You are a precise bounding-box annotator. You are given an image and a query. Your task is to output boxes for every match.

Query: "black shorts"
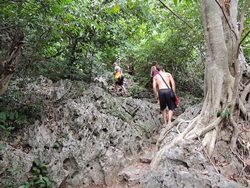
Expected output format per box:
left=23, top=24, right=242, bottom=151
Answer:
left=115, top=75, right=124, bottom=86
left=158, top=88, right=176, bottom=111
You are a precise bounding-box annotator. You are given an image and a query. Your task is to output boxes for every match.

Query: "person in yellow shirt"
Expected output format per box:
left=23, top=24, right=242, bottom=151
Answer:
left=113, top=62, right=127, bottom=95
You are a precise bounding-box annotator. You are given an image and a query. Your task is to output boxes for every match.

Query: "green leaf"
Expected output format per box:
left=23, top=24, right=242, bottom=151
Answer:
left=43, top=177, right=52, bottom=186
left=29, top=176, right=37, bottom=183
left=18, top=181, right=31, bottom=188
left=9, top=111, right=16, bottom=120
left=0, top=112, right=7, bottom=121
left=224, top=106, right=231, bottom=118
left=32, top=167, right=40, bottom=174
left=0, top=143, right=4, bottom=150
left=53, top=141, right=60, bottom=148
left=34, top=179, right=44, bottom=185
left=33, top=159, right=40, bottom=167
left=39, top=162, right=47, bottom=168
left=217, top=110, right=222, bottom=117
left=18, top=185, right=30, bottom=188
left=7, top=126, right=15, bottom=131
left=41, top=169, right=48, bottom=174
left=113, top=4, right=120, bottom=12
left=0, top=125, right=6, bottom=130
left=185, top=0, right=191, bottom=6
left=7, top=167, right=17, bottom=175
left=128, top=0, right=135, bottom=8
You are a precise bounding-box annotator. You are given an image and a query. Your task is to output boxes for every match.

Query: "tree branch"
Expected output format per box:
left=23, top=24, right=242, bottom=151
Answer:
left=0, top=25, right=18, bottom=30
left=158, top=0, right=192, bottom=29
left=239, top=29, right=250, bottom=48
left=214, top=0, right=237, bottom=40
left=237, top=0, right=248, bottom=55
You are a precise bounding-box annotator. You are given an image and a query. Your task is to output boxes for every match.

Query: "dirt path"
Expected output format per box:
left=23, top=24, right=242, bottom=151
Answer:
left=108, top=134, right=159, bottom=188
left=80, top=133, right=159, bottom=188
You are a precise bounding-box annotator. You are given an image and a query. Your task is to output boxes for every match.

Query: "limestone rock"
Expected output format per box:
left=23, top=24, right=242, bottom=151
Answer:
left=0, top=77, right=161, bottom=188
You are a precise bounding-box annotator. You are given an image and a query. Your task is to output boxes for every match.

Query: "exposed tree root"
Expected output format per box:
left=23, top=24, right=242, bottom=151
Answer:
left=230, top=116, right=239, bottom=151
left=152, top=115, right=201, bottom=169
left=151, top=134, right=185, bottom=170
left=176, top=119, right=191, bottom=134
left=151, top=103, right=243, bottom=169
left=197, top=136, right=220, bottom=174
left=156, top=118, right=185, bottom=149
left=186, top=115, right=223, bottom=140
left=238, top=98, right=249, bottom=120
left=231, top=148, right=250, bottom=177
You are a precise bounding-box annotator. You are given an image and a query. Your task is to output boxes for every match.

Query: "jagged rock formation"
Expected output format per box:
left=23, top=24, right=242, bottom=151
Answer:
left=0, top=76, right=248, bottom=188
left=0, top=76, right=161, bottom=188
left=142, top=104, right=249, bottom=188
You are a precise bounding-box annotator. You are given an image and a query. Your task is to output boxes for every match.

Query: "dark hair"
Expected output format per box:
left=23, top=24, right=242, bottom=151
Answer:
left=156, top=65, right=164, bottom=71
left=152, top=61, right=158, bottom=66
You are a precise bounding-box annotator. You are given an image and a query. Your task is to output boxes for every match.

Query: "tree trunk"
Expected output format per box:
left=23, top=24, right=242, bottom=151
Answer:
left=151, top=0, right=250, bottom=170
left=184, top=0, right=238, bottom=155
left=0, top=29, right=25, bottom=95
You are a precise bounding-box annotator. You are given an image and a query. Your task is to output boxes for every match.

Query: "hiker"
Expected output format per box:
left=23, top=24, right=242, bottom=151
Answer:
left=150, top=61, right=159, bottom=80
left=113, top=62, right=127, bottom=95
left=153, top=65, right=176, bottom=126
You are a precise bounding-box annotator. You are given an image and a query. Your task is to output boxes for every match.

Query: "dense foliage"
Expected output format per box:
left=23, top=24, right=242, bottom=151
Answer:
left=0, top=0, right=207, bottom=95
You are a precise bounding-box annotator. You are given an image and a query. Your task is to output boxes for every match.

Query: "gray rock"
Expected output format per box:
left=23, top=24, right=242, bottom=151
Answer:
left=0, top=77, right=161, bottom=188
left=141, top=169, right=244, bottom=188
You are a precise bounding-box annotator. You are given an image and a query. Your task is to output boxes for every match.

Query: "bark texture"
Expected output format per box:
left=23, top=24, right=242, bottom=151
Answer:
left=151, top=0, right=250, bottom=175
left=0, top=28, right=25, bottom=95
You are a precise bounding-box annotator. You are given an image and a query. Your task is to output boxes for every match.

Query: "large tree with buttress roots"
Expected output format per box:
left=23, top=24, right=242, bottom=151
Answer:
left=151, top=0, right=250, bottom=171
